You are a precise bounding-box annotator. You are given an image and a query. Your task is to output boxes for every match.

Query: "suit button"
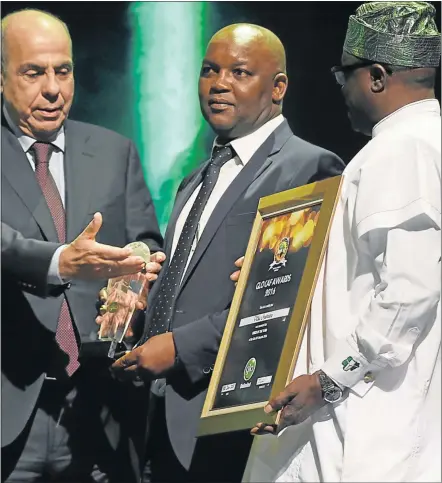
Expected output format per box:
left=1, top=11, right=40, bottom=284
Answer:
left=203, top=367, right=211, bottom=374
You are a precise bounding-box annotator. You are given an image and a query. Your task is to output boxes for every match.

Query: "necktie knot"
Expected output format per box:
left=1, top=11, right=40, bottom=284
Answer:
left=31, top=142, right=54, bottom=166
left=210, top=144, right=234, bottom=168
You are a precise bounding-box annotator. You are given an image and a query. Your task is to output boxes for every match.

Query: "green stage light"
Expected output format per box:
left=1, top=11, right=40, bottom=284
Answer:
left=129, top=2, right=210, bottom=232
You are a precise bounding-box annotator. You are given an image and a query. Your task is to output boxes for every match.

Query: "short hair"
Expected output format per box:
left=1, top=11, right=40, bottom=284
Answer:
left=385, top=64, right=437, bottom=89
left=1, top=9, right=71, bottom=74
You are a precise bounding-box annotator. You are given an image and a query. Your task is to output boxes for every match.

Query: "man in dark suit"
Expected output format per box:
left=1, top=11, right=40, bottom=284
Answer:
left=1, top=9, right=163, bottom=482
left=112, top=23, right=344, bottom=482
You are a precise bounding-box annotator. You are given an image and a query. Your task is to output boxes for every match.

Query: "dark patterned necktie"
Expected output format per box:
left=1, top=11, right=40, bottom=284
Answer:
left=146, top=145, right=234, bottom=339
left=32, top=142, right=79, bottom=377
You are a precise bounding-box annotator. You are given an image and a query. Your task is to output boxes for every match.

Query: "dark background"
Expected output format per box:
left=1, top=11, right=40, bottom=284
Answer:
left=2, top=1, right=441, bottom=165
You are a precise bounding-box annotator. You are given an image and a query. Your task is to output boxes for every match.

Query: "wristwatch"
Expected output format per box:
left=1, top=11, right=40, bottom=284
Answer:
left=317, top=370, right=343, bottom=403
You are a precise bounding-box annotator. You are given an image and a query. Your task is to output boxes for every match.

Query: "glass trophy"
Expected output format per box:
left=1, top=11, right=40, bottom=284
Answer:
left=98, top=241, right=151, bottom=358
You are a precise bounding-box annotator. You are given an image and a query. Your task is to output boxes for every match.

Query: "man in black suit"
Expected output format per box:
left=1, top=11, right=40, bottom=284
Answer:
left=1, top=9, right=163, bottom=482
left=112, top=23, right=344, bottom=482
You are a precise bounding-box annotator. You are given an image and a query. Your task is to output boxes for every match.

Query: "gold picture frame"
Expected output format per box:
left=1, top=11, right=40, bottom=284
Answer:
left=198, top=176, right=343, bottom=436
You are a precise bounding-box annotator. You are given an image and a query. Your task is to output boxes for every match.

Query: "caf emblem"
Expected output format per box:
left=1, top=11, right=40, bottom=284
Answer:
left=269, top=237, right=289, bottom=272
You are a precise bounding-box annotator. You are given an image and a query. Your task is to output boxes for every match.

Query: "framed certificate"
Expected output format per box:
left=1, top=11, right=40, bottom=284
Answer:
left=198, top=176, right=342, bottom=436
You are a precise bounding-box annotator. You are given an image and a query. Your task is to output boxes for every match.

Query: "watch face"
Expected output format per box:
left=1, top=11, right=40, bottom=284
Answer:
left=324, top=387, right=342, bottom=403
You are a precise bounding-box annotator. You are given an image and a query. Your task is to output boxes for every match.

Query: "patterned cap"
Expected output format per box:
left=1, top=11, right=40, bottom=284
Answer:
left=344, top=2, right=441, bottom=67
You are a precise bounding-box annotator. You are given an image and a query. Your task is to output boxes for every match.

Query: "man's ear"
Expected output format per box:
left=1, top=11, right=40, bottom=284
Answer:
left=370, top=64, right=388, bottom=93
left=272, top=72, right=288, bottom=104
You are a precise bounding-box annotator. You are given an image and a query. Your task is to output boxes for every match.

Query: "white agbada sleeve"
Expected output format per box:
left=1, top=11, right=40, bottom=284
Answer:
left=321, top=136, right=441, bottom=396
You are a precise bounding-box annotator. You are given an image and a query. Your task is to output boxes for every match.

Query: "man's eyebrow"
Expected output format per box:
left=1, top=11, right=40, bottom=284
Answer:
left=55, top=62, right=74, bottom=70
left=201, top=60, right=250, bottom=68
left=19, top=61, right=74, bottom=71
left=19, top=63, right=45, bottom=72
left=202, top=59, right=218, bottom=67
left=231, top=60, right=249, bottom=67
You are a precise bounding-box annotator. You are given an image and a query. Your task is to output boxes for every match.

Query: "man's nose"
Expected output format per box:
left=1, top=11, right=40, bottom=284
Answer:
left=42, top=72, right=60, bottom=100
left=211, top=70, right=231, bottom=92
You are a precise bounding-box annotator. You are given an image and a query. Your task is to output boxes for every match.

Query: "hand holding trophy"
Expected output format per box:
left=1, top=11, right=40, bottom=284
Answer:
left=98, top=241, right=151, bottom=358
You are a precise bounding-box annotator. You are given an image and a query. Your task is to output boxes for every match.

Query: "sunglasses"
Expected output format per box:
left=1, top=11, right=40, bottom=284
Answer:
left=331, top=61, right=392, bottom=86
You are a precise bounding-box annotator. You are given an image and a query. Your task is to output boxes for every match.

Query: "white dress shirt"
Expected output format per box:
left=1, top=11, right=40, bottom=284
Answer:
left=3, top=107, right=66, bottom=284
left=171, top=114, right=284, bottom=277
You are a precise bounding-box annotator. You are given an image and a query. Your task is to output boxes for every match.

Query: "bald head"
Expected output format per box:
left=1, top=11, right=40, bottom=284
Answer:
left=210, top=23, right=286, bottom=74
left=2, top=9, right=72, bottom=74
left=1, top=9, right=74, bottom=140
left=199, top=23, right=288, bottom=140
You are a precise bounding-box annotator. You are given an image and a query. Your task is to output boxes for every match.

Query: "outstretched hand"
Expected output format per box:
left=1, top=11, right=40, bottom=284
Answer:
left=59, top=213, right=147, bottom=280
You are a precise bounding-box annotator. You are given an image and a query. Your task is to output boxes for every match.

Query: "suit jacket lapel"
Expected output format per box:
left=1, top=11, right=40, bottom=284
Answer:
left=179, top=120, right=293, bottom=290
left=64, top=121, right=96, bottom=241
left=1, top=123, right=59, bottom=242
left=163, top=165, right=206, bottom=258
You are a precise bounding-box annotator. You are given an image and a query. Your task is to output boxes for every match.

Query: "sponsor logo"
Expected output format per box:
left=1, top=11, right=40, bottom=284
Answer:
left=240, top=382, right=251, bottom=389
left=221, top=383, right=236, bottom=393
left=243, top=357, right=257, bottom=381
left=256, top=375, right=272, bottom=386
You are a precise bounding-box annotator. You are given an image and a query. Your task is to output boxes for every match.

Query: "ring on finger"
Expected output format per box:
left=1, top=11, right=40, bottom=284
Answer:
left=99, top=304, right=108, bottom=315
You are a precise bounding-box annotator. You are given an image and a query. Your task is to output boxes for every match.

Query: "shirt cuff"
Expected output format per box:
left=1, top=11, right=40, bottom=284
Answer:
left=47, top=245, right=68, bottom=285
left=320, top=337, right=384, bottom=398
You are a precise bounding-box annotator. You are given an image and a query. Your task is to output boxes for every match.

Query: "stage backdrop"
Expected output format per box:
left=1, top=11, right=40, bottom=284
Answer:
left=2, top=2, right=440, bottom=232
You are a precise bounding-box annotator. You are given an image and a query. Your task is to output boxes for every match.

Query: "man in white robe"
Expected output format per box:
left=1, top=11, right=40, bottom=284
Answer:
left=242, top=2, right=441, bottom=481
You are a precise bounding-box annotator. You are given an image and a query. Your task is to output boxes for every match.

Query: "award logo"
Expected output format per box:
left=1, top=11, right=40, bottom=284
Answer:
left=269, top=237, right=290, bottom=272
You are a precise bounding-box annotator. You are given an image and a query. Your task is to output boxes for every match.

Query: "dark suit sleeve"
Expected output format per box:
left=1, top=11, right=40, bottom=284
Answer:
left=125, top=141, right=163, bottom=252
left=173, top=309, right=228, bottom=383
left=1, top=222, right=61, bottom=297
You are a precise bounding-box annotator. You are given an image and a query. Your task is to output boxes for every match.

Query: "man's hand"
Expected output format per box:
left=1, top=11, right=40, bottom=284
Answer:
left=250, top=372, right=325, bottom=436
left=110, top=332, right=176, bottom=381
left=230, top=256, right=244, bottom=284
left=59, top=213, right=147, bottom=280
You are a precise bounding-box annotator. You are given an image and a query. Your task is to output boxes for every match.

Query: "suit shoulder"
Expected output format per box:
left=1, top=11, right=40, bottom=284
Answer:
left=281, top=133, right=345, bottom=181
left=285, top=134, right=342, bottom=162
left=66, top=120, right=132, bottom=146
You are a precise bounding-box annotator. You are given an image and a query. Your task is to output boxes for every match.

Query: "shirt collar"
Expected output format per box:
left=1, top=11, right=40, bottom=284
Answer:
left=3, top=105, right=66, bottom=153
left=372, top=99, right=441, bottom=138
left=213, top=114, right=284, bottom=165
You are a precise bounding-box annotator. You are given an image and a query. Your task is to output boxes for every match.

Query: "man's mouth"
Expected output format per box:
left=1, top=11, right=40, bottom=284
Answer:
left=208, top=99, right=234, bottom=110
left=35, top=107, right=63, bottom=119
left=38, top=107, right=62, bottom=112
